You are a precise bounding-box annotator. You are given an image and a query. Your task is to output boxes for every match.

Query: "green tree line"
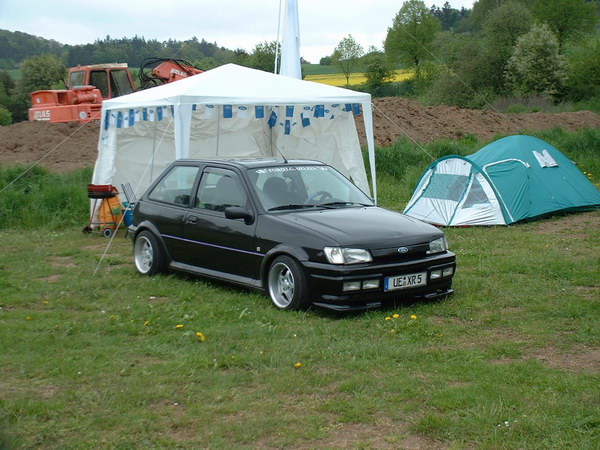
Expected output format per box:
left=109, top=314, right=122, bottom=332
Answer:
left=0, top=31, right=282, bottom=124
left=329, top=0, right=600, bottom=109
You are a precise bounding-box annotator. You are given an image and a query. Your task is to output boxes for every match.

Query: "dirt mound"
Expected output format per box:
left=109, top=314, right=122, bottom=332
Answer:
left=0, top=121, right=99, bottom=172
left=362, top=97, right=600, bottom=147
left=1, top=98, right=599, bottom=172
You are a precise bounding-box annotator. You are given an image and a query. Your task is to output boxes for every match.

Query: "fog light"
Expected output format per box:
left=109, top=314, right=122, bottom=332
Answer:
left=443, top=266, right=454, bottom=277
left=362, top=279, right=380, bottom=290
left=343, top=281, right=361, bottom=292
left=430, top=269, right=442, bottom=280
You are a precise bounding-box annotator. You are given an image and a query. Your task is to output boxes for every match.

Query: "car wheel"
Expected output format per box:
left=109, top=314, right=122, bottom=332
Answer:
left=268, top=255, right=308, bottom=310
left=134, top=231, right=166, bottom=275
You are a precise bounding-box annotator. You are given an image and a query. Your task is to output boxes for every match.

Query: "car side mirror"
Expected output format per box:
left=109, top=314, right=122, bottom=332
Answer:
left=225, top=206, right=254, bottom=224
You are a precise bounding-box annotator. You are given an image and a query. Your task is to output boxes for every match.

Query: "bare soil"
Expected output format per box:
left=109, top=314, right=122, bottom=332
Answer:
left=1, top=97, right=599, bottom=172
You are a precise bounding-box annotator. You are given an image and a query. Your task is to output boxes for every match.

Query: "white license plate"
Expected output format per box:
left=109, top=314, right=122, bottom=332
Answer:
left=384, top=272, right=427, bottom=291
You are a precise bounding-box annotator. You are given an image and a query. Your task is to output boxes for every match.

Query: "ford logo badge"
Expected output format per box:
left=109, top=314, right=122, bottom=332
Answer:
left=398, top=247, right=408, bottom=253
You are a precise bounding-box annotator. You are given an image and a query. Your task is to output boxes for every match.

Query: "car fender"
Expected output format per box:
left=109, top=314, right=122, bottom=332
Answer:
left=260, top=243, right=310, bottom=285
left=133, top=220, right=173, bottom=263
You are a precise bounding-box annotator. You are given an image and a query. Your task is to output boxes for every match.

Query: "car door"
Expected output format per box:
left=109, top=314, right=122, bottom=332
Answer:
left=178, top=167, right=261, bottom=281
left=143, top=164, right=201, bottom=262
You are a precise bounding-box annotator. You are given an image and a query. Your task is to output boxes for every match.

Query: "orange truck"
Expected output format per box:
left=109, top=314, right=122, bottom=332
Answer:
left=29, top=58, right=203, bottom=124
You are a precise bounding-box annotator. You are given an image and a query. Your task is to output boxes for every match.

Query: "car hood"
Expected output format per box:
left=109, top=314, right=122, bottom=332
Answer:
left=275, top=206, right=443, bottom=248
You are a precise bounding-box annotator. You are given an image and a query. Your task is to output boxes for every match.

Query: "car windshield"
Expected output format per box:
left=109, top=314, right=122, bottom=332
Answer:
left=247, top=164, right=374, bottom=211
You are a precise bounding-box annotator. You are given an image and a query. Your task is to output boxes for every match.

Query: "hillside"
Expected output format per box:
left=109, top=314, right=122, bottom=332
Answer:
left=1, top=97, right=599, bottom=172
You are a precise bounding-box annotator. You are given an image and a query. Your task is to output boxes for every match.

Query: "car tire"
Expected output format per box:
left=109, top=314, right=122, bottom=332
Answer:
left=267, top=255, right=308, bottom=310
left=134, top=231, right=166, bottom=276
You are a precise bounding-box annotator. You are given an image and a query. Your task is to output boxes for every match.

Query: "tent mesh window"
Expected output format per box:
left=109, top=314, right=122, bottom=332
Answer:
left=462, top=177, right=490, bottom=208
left=422, top=174, right=469, bottom=201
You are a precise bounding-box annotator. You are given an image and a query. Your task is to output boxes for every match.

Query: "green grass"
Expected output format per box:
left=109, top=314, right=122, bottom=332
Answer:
left=0, top=129, right=599, bottom=447
left=301, top=63, right=345, bottom=76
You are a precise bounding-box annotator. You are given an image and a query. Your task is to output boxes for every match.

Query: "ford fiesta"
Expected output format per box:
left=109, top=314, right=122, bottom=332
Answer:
left=129, top=159, right=456, bottom=311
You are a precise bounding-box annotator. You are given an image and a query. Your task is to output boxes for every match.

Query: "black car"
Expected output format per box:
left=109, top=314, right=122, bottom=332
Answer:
left=129, top=159, right=455, bottom=311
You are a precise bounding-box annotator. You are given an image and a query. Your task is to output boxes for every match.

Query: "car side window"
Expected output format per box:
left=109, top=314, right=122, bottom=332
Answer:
left=147, top=166, right=200, bottom=206
left=195, top=169, right=247, bottom=212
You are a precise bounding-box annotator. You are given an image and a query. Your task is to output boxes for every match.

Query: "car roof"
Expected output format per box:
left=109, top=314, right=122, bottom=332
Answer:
left=174, top=158, right=325, bottom=169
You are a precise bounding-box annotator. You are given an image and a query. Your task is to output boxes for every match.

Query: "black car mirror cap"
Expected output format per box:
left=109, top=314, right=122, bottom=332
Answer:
left=225, top=206, right=255, bottom=224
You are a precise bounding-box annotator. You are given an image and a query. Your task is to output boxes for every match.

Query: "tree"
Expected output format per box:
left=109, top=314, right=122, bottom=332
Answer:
left=430, top=1, right=462, bottom=30
left=248, top=41, right=279, bottom=73
left=566, top=36, right=600, bottom=100
left=384, top=0, right=441, bottom=80
left=319, top=56, right=332, bottom=65
left=332, top=35, right=364, bottom=86
left=533, top=0, right=598, bottom=49
left=505, top=23, right=568, bottom=101
left=481, top=1, right=533, bottom=94
left=11, top=54, right=66, bottom=122
left=0, top=106, right=12, bottom=126
left=363, top=56, right=394, bottom=96
left=469, top=0, right=532, bottom=30
left=17, top=54, right=66, bottom=94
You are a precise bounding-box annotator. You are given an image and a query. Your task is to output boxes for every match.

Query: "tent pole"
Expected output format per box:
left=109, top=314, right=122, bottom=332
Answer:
left=216, top=106, right=221, bottom=156
left=362, top=102, right=377, bottom=203
left=151, top=116, right=158, bottom=182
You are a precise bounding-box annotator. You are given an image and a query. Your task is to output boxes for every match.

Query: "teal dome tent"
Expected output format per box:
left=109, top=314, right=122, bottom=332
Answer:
left=403, top=135, right=600, bottom=226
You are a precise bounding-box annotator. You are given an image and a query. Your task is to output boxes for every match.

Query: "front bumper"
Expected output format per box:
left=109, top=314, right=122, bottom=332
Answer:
left=303, top=251, right=456, bottom=311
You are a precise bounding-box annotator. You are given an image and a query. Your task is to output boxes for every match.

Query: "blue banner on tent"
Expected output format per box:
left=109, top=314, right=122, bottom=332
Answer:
left=255, top=106, right=265, bottom=119
left=223, top=105, right=233, bottom=118
left=301, top=112, right=310, bottom=127
left=268, top=111, right=277, bottom=128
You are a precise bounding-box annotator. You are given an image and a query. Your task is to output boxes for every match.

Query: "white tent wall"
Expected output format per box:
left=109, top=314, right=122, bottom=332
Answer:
left=450, top=173, right=506, bottom=225
left=403, top=157, right=507, bottom=226
left=91, top=64, right=376, bottom=203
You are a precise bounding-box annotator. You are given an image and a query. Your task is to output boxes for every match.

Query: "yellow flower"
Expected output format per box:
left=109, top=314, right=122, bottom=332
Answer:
left=26, top=316, right=32, bottom=320
left=392, top=314, right=399, bottom=319
left=410, top=314, right=417, bottom=320
left=144, top=321, right=150, bottom=326
left=294, top=362, right=302, bottom=369
left=42, top=301, right=49, bottom=305
left=196, top=332, right=206, bottom=342
left=385, top=317, right=392, bottom=321
left=175, top=324, right=184, bottom=329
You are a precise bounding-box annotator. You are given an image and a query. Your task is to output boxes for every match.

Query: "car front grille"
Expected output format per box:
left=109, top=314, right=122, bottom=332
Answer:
left=370, top=244, right=429, bottom=263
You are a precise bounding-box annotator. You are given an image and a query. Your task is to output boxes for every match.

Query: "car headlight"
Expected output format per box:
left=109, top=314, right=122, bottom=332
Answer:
left=324, top=247, right=373, bottom=264
left=427, top=236, right=448, bottom=255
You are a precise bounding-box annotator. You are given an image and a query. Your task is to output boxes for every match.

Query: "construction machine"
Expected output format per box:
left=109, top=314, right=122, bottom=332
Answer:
left=28, top=58, right=203, bottom=124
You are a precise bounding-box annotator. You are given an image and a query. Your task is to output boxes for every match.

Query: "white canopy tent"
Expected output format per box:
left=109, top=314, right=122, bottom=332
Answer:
left=91, top=63, right=377, bottom=201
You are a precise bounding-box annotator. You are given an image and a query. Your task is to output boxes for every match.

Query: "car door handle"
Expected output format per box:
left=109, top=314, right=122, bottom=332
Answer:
left=186, top=215, right=198, bottom=224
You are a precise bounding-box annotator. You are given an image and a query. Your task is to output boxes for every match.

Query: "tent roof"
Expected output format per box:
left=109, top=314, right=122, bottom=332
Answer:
left=103, top=63, right=371, bottom=110
left=468, top=135, right=553, bottom=166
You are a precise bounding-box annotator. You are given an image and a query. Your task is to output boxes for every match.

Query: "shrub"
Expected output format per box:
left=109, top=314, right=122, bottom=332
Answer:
left=0, top=107, right=11, bottom=125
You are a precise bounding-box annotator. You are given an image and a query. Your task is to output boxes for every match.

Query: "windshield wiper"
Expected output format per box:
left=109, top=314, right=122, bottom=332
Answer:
left=268, top=204, right=321, bottom=211
left=320, top=201, right=373, bottom=208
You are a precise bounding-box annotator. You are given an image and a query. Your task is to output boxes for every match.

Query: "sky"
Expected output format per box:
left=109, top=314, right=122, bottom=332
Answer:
left=0, top=0, right=475, bottom=64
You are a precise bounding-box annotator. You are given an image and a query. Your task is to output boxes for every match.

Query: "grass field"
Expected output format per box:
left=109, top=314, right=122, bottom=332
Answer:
left=0, top=130, right=599, bottom=447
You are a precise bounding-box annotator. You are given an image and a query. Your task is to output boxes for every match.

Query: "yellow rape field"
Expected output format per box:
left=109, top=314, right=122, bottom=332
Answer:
left=304, top=69, right=414, bottom=87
